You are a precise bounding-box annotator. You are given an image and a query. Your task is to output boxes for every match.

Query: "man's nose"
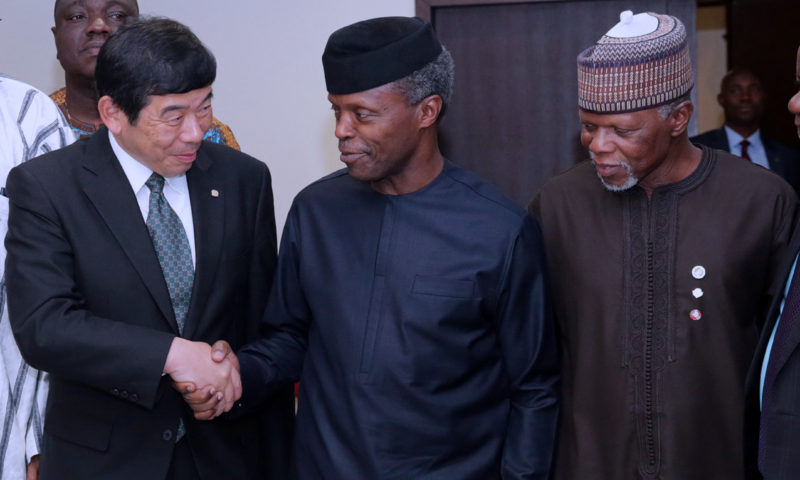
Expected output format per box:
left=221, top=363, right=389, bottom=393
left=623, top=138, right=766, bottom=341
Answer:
left=588, top=129, right=613, bottom=154
left=87, top=15, right=112, bottom=35
left=334, top=114, right=354, bottom=140
left=788, top=91, right=800, bottom=116
left=181, top=115, right=205, bottom=143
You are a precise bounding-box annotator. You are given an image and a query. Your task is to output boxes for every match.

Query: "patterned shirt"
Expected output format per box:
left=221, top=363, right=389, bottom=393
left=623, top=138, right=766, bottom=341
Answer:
left=0, top=75, right=75, bottom=479
left=49, top=88, right=240, bottom=150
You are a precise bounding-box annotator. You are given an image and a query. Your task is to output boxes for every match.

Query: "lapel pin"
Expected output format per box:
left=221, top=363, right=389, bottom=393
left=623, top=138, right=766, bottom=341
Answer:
left=689, top=309, right=702, bottom=321
left=692, top=288, right=704, bottom=299
left=691, top=265, right=706, bottom=280
left=211, top=189, right=219, bottom=197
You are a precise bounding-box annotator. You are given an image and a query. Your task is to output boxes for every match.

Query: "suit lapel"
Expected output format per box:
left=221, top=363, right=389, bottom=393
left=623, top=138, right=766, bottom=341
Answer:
left=764, top=219, right=800, bottom=381
left=79, top=129, right=178, bottom=333
left=763, top=139, right=782, bottom=173
left=182, top=147, right=224, bottom=339
left=717, top=128, right=731, bottom=152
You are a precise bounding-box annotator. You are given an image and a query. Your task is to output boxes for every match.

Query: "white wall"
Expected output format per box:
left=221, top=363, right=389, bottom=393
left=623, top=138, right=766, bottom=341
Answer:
left=0, top=1, right=414, bottom=235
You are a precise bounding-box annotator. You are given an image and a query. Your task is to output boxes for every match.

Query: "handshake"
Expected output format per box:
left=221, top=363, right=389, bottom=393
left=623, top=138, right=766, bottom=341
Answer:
left=163, top=337, right=241, bottom=421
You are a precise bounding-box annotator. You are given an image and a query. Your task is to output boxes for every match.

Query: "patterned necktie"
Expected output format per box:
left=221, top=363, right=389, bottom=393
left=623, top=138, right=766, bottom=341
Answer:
left=145, top=172, right=194, bottom=335
left=740, top=139, right=751, bottom=160
left=759, top=268, right=800, bottom=466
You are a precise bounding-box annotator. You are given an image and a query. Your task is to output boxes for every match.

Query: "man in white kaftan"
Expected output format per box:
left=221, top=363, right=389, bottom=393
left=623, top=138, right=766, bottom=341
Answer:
left=0, top=74, right=74, bottom=479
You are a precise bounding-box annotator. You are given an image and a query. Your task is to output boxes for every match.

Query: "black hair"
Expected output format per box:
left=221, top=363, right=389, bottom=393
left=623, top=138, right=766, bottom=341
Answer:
left=95, top=16, right=216, bottom=124
left=720, top=67, right=762, bottom=93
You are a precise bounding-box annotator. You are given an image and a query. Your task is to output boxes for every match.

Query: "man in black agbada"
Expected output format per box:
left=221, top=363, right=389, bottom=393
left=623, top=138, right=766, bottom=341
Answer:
left=185, top=15, right=559, bottom=480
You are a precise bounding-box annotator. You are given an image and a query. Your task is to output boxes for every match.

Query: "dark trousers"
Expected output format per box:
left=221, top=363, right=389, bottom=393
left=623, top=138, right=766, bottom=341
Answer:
left=166, top=437, right=200, bottom=480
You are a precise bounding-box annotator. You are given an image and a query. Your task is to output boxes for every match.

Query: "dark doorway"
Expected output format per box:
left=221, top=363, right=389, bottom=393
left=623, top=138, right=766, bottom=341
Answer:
left=726, top=0, right=800, bottom=149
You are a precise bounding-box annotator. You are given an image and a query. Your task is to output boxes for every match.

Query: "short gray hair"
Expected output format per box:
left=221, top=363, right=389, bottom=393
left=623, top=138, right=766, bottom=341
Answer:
left=390, top=48, right=455, bottom=119
left=656, top=91, right=692, bottom=119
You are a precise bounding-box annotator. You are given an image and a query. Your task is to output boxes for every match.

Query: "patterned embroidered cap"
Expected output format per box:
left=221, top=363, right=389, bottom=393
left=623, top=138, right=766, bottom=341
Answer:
left=577, top=10, right=693, bottom=113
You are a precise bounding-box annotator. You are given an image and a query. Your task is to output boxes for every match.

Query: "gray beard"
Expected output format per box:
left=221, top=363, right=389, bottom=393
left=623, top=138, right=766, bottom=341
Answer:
left=590, top=157, right=638, bottom=192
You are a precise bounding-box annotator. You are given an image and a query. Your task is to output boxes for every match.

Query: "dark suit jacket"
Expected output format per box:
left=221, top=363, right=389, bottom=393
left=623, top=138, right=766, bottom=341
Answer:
left=5, top=129, right=293, bottom=480
left=692, top=127, right=800, bottom=193
left=744, top=213, right=800, bottom=480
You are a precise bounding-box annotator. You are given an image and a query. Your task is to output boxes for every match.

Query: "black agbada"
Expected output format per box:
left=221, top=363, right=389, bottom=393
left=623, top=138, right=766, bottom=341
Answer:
left=238, top=161, right=559, bottom=479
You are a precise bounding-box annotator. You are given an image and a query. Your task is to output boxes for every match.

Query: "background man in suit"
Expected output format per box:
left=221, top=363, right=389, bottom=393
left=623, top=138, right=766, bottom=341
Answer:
left=692, top=68, right=800, bottom=191
left=744, top=45, right=800, bottom=480
left=6, top=17, right=292, bottom=480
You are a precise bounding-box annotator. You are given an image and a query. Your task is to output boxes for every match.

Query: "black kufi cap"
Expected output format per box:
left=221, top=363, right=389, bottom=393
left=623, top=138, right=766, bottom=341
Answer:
left=322, top=16, right=443, bottom=95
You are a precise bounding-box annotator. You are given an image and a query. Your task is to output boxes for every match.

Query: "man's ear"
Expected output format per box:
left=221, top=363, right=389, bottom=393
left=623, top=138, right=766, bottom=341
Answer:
left=51, top=27, right=60, bottom=61
left=669, top=101, right=694, bottom=137
left=98, top=96, right=124, bottom=134
left=417, top=94, right=443, bottom=129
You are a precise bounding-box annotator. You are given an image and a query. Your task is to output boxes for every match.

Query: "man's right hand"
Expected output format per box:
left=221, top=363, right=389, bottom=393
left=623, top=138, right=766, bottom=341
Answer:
left=26, top=455, right=39, bottom=480
left=172, top=340, right=239, bottom=420
left=165, top=338, right=241, bottom=418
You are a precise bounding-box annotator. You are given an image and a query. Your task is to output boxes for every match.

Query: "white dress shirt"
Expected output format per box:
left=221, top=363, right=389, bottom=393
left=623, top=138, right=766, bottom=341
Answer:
left=108, top=131, right=196, bottom=266
left=724, top=125, right=769, bottom=170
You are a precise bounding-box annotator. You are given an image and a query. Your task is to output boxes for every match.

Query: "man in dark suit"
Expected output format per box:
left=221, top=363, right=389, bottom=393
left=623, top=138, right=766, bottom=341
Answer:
left=692, top=68, right=800, bottom=192
left=744, top=47, right=800, bottom=480
left=745, top=219, right=800, bottom=480
left=5, top=17, right=292, bottom=480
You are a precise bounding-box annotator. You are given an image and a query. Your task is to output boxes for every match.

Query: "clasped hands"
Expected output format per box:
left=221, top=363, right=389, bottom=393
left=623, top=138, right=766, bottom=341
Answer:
left=164, top=337, right=239, bottom=420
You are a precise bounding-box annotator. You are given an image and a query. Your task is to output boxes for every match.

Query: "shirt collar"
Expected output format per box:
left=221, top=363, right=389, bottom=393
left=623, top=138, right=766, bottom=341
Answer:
left=724, top=125, right=763, bottom=149
left=108, top=130, right=187, bottom=194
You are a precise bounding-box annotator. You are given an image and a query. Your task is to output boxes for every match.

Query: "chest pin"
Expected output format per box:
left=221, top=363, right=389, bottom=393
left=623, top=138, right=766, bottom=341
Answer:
left=691, top=265, right=706, bottom=280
